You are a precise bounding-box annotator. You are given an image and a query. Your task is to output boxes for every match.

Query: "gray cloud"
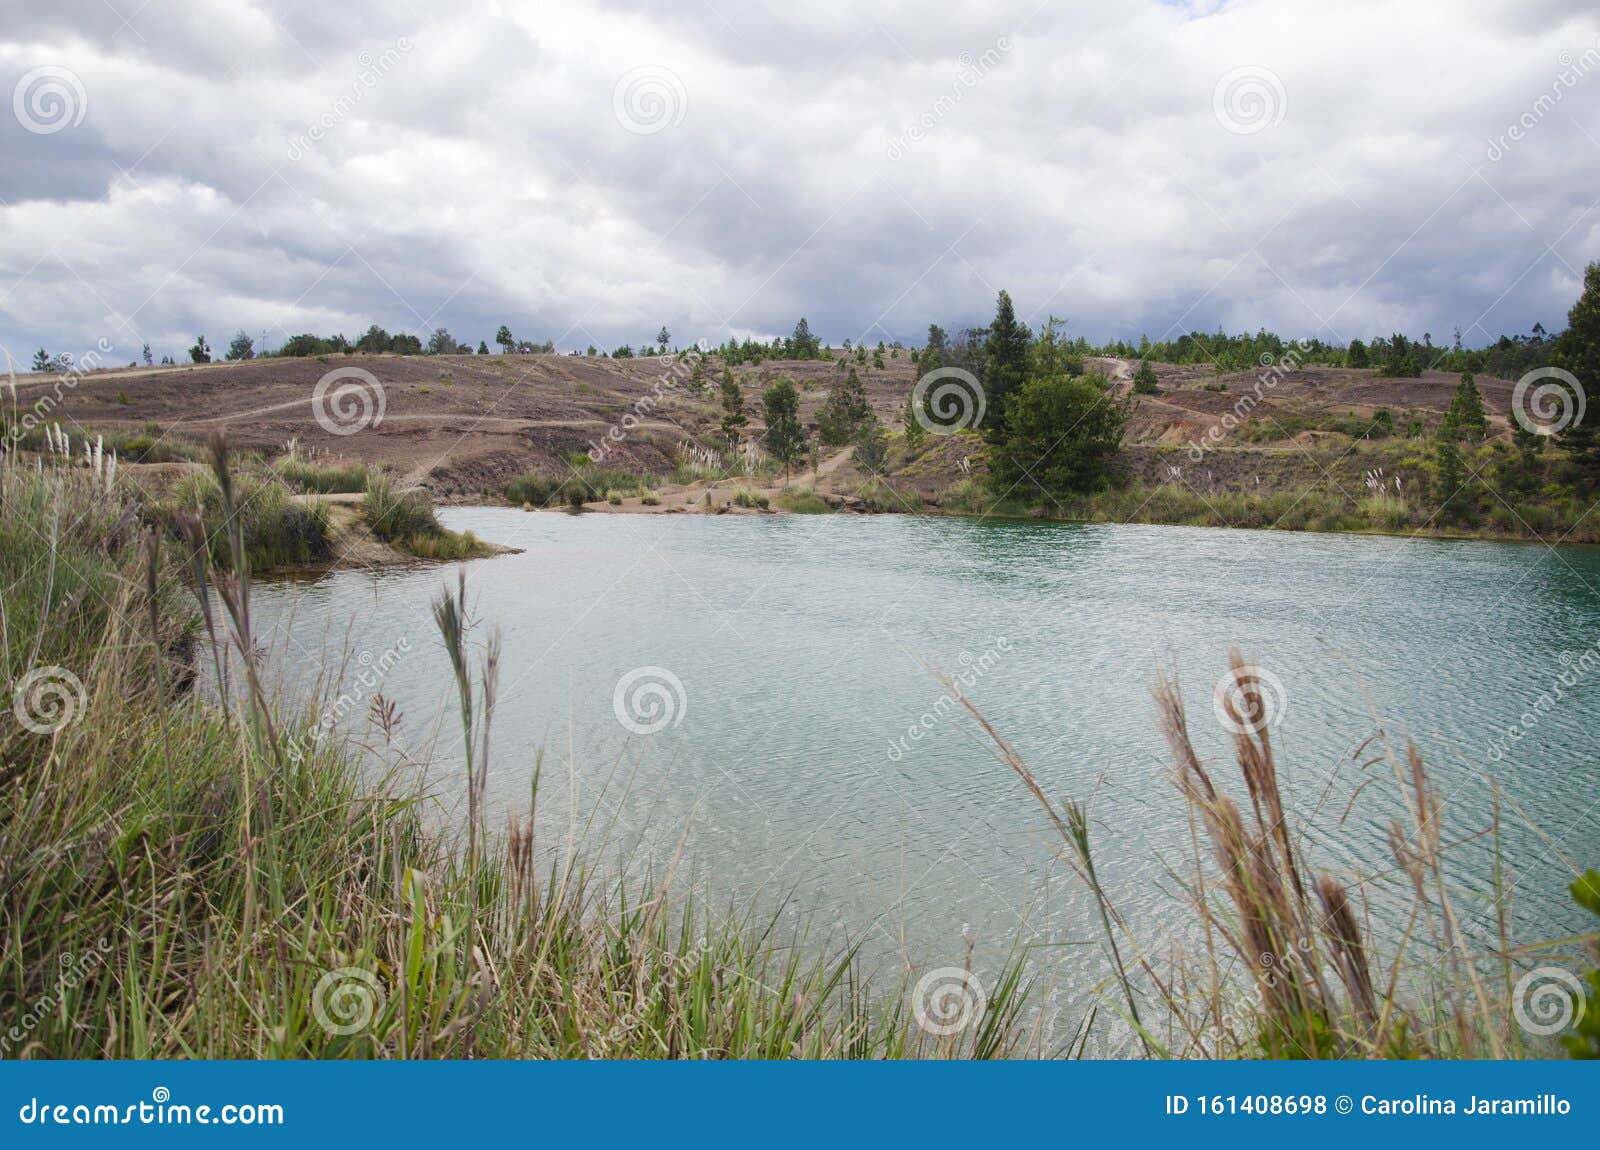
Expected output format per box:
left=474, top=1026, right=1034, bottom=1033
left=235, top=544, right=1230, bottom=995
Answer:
left=1, top=0, right=1598, bottom=364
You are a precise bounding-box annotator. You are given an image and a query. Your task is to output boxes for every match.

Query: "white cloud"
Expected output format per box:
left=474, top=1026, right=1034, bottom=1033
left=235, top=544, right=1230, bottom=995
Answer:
left=1, top=0, right=1597, bottom=361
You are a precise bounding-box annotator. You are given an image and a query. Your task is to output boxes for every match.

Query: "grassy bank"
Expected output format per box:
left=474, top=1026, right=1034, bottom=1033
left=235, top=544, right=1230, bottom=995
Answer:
left=0, top=441, right=1017, bottom=1058
left=1, top=439, right=1593, bottom=1059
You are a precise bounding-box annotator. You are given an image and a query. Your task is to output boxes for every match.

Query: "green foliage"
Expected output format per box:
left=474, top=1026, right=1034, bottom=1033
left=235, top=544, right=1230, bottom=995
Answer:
left=851, top=412, right=888, bottom=474
left=505, top=465, right=653, bottom=507
left=189, top=334, right=212, bottom=364
left=225, top=330, right=254, bottom=361
left=731, top=488, right=769, bottom=509
left=1347, top=338, right=1369, bottom=368
left=776, top=487, right=831, bottom=514
left=1441, top=372, right=1488, bottom=441
left=168, top=469, right=331, bottom=570
left=719, top=370, right=748, bottom=445
left=1131, top=359, right=1159, bottom=395
left=1563, top=870, right=1600, bottom=1059
left=988, top=373, right=1125, bottom=498
left=982, top=289, right=1032, bottom=433
left=1558, top=262, right=1600, bottom=486
left=817, top=368, right=870, bottom=445
left=761, top=378, right=806, bottom=473
left=273, top=456, right=369, bottom=494
left=364, top=473, right=485, bottom=559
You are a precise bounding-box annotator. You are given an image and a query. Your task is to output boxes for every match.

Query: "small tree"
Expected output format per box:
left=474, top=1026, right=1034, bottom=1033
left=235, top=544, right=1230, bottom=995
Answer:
left=189, top=335, right=212, bottom=364
left=656, top=325, right=671, bottom=351
left=427, top=328, right=460, bottom=355
left=1442, top=372, right=1488, bottom=441
left=477, top=340, right=489, bottom=355
left=762, top=379, right=806, bottom=478
left=817, top=368, right=871, bottom=445
left=31, top=348, right=52, bottom=373
left=790, top=317, right=820, bottom=359
left=983, top=289, right=1032, bottom=434
left=1347, top=339, right=1369, bottom=368
left=988, top=374, right=1125, bottom=498
left=852, top=411, right=888, bottom=474
left=1431, top=434, right=1467, bottom=523
left=225, top=330, right=255, bottom=361
left=901, top=393, right=926, bottom=450
left=142, top=343, right=153, bottom=367
left=719, top=370, right=747, bottom=446
left=1131, top=359, right=1159, bottom=395
left=1558, top=261, right=1600, bottom=486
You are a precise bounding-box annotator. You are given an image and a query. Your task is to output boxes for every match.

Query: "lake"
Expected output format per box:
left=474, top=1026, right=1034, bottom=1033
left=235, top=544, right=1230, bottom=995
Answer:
left=247, top=508, right=1600, bottom=1049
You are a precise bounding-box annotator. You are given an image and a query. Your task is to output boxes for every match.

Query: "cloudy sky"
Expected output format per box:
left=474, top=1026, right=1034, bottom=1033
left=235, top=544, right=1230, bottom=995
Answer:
left=2, top=0, right=1599, bottom=365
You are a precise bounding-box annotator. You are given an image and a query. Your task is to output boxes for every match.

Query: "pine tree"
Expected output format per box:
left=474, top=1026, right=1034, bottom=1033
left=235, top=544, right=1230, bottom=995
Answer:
left=983, top=289, right=1032, bottom=434
left=1131, top=359, right=1159, bottom=395
left=495, top=325, right=515, bottom=354
left=1558, top=261, right=1600, bottom=485
left=719, top=370, right=747, bottom=446
left=1443, top=372, right=1487, bottom=441
left=1347, top=339, right=1369, bottom=368
left=762, top=379, right=805, bottom=478
left=852, top=411, right=888, bottom=474
left=901, top=393, right=926, bottom=449
left=817, top=368, right=870, bottom=445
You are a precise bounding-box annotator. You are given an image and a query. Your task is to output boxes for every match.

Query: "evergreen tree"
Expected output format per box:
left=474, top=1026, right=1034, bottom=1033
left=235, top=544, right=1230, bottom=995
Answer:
left=926, top=324, right=948, bottom=352
left=1131, top=359, right=1159, bottom=395
left=1431, top=433, right=1467, bottom=523
left=852, top=411, right=888, bottom=474
left=1347, top=339, right=1369, bottom=368
left=495, top=325, right=515, bottom=354
left=901, top=393, right=926, bottom=450
left=477, top=340, right=489, bottom=355
left=762, top=379, right=806, bottom=477
left=790, top=317, right=821, bottom=359
left=817, top=367, right=871, bottom=445
left=31, top=348, right=52, bottom=373
left=142, top=343, right=153, bottom=367
left=982, top=289, right=1032, bottom=434
left=1443, top=372, right=1488, bottom=441
left=719, top=370, right=747, bottom=446
left=189, top=335, right=212, bottom=364
left=1558, top=261, right=1600, bottom=485
left=656, top=325, right=671, bottom=351
left=988, top=373, right=1125, bottom=497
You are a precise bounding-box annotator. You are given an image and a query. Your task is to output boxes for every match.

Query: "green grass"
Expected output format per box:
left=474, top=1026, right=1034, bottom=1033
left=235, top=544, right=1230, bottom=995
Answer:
left=776, top=487, right=831, bottom=514
left=364, top=473, right=489, bottom=560
left=506, top=465, right=656, bottom=508
left=165, top=468, right=332, bottom=570
left=731, top=488, right=769, bottom=510
left=0, top=448, right=1022, bottom=1059
left=273, top=455, right=369, bottom=494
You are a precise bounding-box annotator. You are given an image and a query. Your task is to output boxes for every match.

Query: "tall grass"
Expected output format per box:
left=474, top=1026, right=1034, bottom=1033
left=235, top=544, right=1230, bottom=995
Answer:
left=364, top=472, right=485, bottom=560
left=274, top=455, right=369, bottom=494
left=2, top=440, right=1020, bottom=1058
left=954, top=650, right=1596, bottom=1059
left=166, top=467, right=332, bottom=570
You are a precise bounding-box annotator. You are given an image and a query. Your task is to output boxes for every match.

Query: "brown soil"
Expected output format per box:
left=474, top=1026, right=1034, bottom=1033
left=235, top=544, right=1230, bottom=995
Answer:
left=15, top=351, right=1518, bottom=510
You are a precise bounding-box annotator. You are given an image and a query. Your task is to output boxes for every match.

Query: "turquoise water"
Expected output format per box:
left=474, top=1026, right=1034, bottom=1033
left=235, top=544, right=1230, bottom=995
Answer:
left=249, top=509, right=1600, bottom=1046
